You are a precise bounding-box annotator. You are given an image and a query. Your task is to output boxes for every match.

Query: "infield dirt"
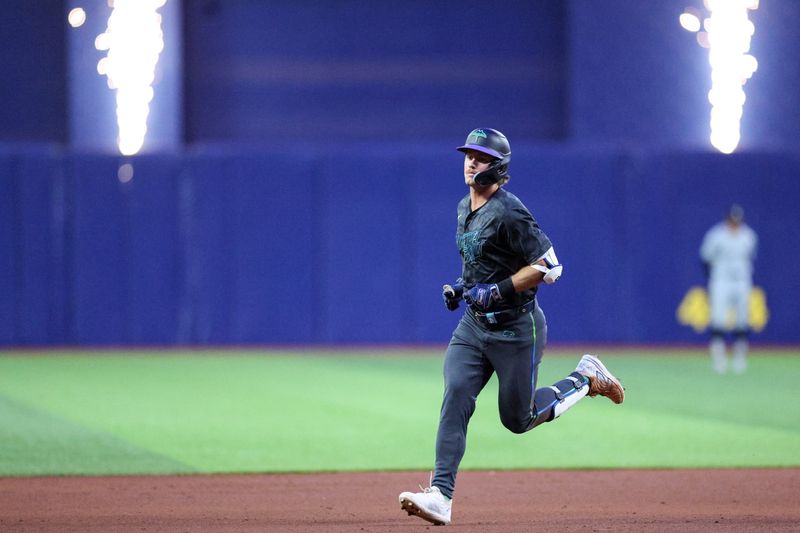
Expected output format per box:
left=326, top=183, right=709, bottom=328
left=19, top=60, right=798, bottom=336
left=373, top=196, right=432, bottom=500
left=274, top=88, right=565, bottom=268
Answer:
left=1, top=469, right=798, bottom=532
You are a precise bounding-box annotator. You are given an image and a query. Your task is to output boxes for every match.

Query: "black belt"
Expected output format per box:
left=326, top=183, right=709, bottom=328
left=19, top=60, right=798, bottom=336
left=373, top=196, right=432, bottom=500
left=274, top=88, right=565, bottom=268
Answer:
left=469, top=300, right=536, bottom=326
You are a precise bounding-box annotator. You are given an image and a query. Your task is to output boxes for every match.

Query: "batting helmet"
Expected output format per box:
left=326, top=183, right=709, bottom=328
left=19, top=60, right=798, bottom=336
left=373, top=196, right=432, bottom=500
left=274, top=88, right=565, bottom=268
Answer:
left=457, top=128, right=511, bottom=187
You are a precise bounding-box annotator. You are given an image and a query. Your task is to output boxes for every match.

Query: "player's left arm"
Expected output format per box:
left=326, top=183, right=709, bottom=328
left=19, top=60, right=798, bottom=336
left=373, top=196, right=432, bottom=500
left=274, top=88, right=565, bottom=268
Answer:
left=504, top=207, right=563, bottom=293
left=509, top=262, right=545, bottom=291
left=464, top=249, right=561, bottom=309
left=510, top=246, right=563, bottom=291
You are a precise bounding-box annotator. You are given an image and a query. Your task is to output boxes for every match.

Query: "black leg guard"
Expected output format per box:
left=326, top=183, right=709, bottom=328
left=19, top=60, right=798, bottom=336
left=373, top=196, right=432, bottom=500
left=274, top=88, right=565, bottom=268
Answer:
left=526, top=372, right=589, bottom=431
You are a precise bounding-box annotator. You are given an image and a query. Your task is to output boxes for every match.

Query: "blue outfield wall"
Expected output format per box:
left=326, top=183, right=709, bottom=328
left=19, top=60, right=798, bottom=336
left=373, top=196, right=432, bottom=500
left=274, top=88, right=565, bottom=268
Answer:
left=1, top=145, right=799, bottom=346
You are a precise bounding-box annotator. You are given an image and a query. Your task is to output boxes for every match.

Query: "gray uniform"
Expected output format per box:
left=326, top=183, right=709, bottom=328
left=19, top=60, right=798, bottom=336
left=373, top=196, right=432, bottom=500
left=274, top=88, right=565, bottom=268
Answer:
left=432, top=189, right=587, bottom=499
left=700, top=222, right=758, bottom=332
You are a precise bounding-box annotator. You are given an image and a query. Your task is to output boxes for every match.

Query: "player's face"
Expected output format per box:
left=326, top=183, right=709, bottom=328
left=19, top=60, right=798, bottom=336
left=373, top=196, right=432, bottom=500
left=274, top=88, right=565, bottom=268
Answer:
left=463, top=149, right=494, bottom=187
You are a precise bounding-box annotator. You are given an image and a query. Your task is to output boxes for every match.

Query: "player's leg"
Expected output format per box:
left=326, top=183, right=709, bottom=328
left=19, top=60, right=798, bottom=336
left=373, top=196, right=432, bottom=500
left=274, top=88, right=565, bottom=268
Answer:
left=523, top=304, right=596, bottom=429
left=731, top=282, right=752, bottom=374
left=491, top=305, right=624, bottom=434
left=709, top=334, right=727, bottom=374
left=400, top=313, right=492, bottom=525
left=489, top=305, right=589, bottom=433
left=525, top=352, right=624, bottom=429
left=432, top=315, right=493, bottom=497
left=708, top=282, right=730, bottom=373
left=732, top=332, right=748, bottom=374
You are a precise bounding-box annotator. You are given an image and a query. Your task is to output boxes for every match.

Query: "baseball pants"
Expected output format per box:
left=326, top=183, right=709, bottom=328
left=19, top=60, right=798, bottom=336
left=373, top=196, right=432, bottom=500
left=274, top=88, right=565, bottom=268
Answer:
left=709, top=279, right=752, bottom=332
left=431, top=303, right=587, bottom=499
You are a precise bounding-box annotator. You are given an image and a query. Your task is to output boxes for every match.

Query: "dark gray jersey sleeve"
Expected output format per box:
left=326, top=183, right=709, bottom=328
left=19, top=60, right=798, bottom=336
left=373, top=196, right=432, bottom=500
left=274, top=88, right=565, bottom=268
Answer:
left=504, top=206, right=552, bottom=265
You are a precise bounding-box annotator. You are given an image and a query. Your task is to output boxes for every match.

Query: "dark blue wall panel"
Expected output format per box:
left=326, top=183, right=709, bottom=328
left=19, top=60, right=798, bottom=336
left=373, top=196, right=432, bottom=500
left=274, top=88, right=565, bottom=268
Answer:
left=121, top=157, right=183, bottom=344
left=177, top=154, right=235, bottom=344
left=225, top=155, right=317, bottom=343
left=225, top=153, right=317, bottom=343
left=316, top=150, right=411, bottom=342
left=0, top=2, right=66, bottom=142
left=15, top=151, right=67, bottom=344
left=0, top=153, right=18, bottom=343
left=507, top=148, right=633, bottom=343
left=407, top=145, right=470, bottom=342
left=184, top=0, right=567, bottom=143
left=1, top=147, right=799, bottom=346
left=69, top=156, right=135, bottom=344
left=0, top=146, right=67, bottom=345
left=178, top=151, right=318, bottom=344
left=68, top=156, right=183, bottom=345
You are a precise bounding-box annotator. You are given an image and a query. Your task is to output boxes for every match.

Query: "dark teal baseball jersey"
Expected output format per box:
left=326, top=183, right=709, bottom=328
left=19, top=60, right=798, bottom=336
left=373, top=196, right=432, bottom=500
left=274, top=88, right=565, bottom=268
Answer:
left=456, top=188, right=552, bottom=309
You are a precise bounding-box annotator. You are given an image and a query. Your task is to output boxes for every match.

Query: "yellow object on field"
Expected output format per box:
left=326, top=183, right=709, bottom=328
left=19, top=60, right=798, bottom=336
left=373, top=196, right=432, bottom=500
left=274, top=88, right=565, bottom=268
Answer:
left=676, top=286, right=769, bottom=333
left=748, top=287, right=769, bottom=332
left=676, top=286, right=710, bottom=333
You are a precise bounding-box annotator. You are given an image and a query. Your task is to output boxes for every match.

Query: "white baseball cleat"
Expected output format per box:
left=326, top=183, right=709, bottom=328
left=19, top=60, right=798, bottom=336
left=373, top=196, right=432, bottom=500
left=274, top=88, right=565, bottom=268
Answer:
left=575, top=354, right=625, bottom=404
left=399, top=485, right=452, bottom=526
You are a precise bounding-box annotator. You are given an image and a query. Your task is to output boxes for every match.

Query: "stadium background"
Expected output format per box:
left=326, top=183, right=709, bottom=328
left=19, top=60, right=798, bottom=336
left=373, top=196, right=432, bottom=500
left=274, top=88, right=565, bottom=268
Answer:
left=1, top=0, right=799, bottom=348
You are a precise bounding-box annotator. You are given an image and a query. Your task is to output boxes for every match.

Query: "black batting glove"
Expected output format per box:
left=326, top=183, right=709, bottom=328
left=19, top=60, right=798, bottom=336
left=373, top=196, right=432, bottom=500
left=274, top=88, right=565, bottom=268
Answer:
left=463, top=278, right=515, bottom=310
left=442, top=278, right=465, bottom=311
left=463, top=283, right=499, bottom=310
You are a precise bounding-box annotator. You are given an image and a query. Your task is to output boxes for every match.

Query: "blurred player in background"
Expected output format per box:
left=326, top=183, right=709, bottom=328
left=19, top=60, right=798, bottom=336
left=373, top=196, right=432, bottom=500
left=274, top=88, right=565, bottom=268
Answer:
left=398, top=128, right=625, bottom=526
left=700, top=204, right=758, bottom=374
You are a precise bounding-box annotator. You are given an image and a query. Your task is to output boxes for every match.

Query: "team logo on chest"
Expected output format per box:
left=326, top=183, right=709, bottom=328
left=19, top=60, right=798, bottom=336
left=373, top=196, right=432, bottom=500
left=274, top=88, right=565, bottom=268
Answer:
left=457, top=230, right=484, bottom=263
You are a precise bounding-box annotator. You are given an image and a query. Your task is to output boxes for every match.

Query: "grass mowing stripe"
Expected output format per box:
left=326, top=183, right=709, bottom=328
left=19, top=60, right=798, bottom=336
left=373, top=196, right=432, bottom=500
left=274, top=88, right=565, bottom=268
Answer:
left=463, top=387, right=800, bottom=469
left=0, top=354, right=446, bottom=473
left=588, top=353, right=800, bottom=433
left=0, top=350, right=797, bottom=475
left=0, top=394, right=195, bottom=476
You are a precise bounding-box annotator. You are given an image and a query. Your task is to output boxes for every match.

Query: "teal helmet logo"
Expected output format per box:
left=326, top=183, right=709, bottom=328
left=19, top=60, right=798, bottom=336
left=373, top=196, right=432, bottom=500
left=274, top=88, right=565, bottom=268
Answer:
left=468, top=129, right=488, bottom=143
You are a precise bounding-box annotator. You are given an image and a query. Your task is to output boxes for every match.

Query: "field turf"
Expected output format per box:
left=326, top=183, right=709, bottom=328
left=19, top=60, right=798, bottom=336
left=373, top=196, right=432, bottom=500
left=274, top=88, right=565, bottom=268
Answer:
left=0, top=349, right=798, bottom=476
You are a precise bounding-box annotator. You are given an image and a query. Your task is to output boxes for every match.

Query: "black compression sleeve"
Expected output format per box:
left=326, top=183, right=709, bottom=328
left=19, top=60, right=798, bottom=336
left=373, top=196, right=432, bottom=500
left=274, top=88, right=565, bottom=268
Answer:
left=496, top=278, right=516, bottom=300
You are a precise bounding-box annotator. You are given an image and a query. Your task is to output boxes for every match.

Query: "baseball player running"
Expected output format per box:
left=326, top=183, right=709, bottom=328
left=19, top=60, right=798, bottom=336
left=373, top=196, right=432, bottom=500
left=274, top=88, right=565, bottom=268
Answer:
left=399, top=128, right=625, bottom=526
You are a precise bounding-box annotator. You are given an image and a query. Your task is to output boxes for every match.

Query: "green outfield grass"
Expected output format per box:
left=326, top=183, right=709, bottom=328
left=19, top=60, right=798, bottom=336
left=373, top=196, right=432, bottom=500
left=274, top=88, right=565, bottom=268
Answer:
left=0, top=349, right=798, bottom=476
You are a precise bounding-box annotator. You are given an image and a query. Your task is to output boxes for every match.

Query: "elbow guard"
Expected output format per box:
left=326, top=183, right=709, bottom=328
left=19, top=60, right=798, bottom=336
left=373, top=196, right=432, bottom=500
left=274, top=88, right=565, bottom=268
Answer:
left=531, top=246, right=563, bottom=284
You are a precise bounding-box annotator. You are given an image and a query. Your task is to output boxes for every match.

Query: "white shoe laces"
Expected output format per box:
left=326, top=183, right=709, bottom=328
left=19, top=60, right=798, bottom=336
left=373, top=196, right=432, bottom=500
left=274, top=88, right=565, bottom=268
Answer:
left=419, top=472, right=437, bottom=493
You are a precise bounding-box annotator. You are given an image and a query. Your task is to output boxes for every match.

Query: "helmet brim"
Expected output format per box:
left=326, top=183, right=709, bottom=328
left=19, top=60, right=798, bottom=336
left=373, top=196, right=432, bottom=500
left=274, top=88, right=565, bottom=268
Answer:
left=456, top=144, right=503, bottom=160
